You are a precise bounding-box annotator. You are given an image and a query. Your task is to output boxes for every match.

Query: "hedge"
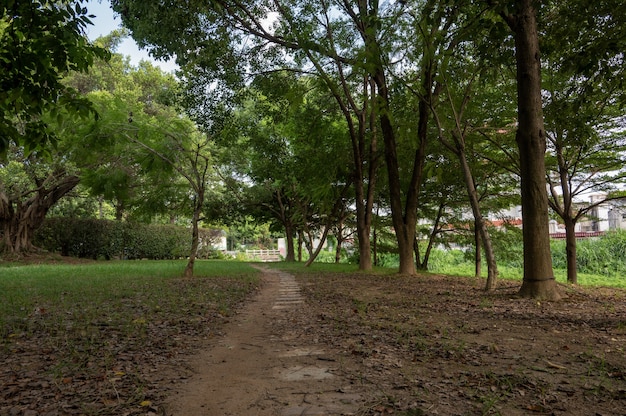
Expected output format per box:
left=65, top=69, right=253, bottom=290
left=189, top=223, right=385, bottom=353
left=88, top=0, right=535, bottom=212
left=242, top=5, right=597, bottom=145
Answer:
left=34, top=218, right=199, bottom=260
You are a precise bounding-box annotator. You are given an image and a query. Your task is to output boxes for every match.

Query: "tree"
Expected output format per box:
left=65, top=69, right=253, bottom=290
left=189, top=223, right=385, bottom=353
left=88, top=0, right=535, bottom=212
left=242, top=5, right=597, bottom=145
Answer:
left=500, top=0, right=560, bottom=300
left=1, top=24, right=118, bottom=255
left=0, top=0, right=108, bottom=156
left=432, top=90, right=500, bottom=290
left=229, top=73, right=352, bottom=263
left=89, top=87, right=215, bottom=277
left=0, top=42, right=195, bottom=257
left=63, top=30, right=216, bottom=276
left=0, top=146, right=80, bottom=253
left=88, top=88, right=216, bottom=277
left=542, top=0, right=626, bottom=284
left=112, top=0, right=383, bottom=271
left=64, top=36, right=186, bottom=223
left=426, top=10, right=521, bottom=290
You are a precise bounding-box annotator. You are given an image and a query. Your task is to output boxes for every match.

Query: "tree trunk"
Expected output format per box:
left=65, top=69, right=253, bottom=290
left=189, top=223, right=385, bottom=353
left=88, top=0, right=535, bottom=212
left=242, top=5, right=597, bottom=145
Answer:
left=505, top=0, right=560, bottom=300
left=335, top=239, right=342, bottom=264
left=333, top=215, right=346, bottom=264
left=307, top=45, right=377, bottom=271
left=564, top=217, right=578, bottom=284
left=416, top=201, right=444, bottom=271
left=375, top=69, right=417, bottom=275
left=360, top=1, right=419, bottom=276
left=0, top=174, right=80, bottom=254
left=183, top=195, right=203, bottom=278
left=458, top=150, right=498, bottom=291
left=304, top=224, right=331, bottom=267
left=554, top=138, right=578, bottom=285
left=356, top=216, right=372, bottom=270
left=350, top=77, right=378, bottom=271
left=372, top=228, right=378, bottom=267
left=474, top=218, right=482, bottom=278
left=284, top=224, right=296, bottom=261
left=297, top=230, right=303, bottom=262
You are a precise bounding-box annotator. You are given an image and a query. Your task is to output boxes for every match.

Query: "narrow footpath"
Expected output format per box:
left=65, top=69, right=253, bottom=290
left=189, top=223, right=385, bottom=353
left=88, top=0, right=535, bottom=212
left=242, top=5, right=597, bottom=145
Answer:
left=166, top=267, right=367, bottom=416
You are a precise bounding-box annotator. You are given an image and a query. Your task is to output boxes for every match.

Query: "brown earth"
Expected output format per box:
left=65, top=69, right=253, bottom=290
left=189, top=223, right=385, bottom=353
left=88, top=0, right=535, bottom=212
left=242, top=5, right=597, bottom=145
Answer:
left=2, top=262, right=626, bottom=416
left=165, top=266, right=626, bottom=416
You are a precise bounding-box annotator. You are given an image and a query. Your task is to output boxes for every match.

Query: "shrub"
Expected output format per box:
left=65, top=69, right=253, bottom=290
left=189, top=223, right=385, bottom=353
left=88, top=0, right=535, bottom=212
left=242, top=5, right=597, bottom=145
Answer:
left=34, top=218, right=191, bottom=260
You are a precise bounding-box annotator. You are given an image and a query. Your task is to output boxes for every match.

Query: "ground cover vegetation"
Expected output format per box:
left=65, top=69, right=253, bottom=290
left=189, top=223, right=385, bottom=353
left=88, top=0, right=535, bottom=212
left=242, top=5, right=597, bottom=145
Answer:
left=271, top=265, right=626, bottom=415
left=4, top=259, right=624, bottom=415
left=0, top=260, right=260, bottom=415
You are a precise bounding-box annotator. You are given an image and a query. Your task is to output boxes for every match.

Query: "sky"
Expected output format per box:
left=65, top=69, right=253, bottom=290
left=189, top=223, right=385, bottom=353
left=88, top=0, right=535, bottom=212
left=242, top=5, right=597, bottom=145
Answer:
left=83, top=0, right=178, bottom=73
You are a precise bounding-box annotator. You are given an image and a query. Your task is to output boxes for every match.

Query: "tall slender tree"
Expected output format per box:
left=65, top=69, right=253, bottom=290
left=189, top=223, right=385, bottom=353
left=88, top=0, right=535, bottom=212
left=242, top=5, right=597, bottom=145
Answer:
left=541, top=0, right=626, bottom=284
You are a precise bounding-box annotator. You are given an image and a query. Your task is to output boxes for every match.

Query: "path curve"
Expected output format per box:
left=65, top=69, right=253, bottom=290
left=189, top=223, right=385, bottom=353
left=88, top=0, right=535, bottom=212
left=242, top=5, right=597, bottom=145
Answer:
left=166, top=267, right=366, bottom=416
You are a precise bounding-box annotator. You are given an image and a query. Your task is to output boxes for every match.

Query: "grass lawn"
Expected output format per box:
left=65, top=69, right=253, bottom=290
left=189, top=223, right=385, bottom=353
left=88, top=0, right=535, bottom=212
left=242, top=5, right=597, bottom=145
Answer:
left=0, top=260, right=260, bottom=415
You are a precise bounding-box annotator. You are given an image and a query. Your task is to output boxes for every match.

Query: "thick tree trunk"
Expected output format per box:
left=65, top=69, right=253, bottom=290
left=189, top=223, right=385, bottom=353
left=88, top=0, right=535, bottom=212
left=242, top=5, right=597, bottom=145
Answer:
left=284, top=224, right=296, bottom=261
left=356, top=216, right=372, bottom=270
left=506, top=0, right=560, bottom=300
left=376, top=69, right=417, bottom=275
left=0, top=174, right=79, bottom=254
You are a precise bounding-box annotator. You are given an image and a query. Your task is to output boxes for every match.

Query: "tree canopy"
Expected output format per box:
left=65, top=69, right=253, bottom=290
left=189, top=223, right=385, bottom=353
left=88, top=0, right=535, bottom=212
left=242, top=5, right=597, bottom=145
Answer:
left=0, top=0, right=109, bottom=156
left=3, top=0, right=625, bottom=298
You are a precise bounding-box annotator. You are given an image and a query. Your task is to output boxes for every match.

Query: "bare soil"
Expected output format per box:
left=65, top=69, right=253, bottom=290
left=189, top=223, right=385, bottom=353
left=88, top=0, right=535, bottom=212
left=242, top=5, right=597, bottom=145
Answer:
left=167, top=267, right=366, bottom=416
left=166, top=267, right=626, bottom=416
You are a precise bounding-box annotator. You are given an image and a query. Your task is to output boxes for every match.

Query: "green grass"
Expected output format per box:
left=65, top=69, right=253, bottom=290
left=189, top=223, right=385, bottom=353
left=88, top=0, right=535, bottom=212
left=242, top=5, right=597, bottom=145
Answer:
left=271, top=256, right=626, bottom=289
left=267, top=260, right=396, bottom=275
left=0, top=260, right=259, bottom=337
left=0, top=260, right=260, bottom=415
left=430, top=262, right=626, bottom=289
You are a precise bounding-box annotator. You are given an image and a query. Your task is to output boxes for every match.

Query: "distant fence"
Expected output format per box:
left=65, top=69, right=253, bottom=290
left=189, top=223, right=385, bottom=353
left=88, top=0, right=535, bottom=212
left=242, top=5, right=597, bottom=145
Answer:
left=550, top=231, right=605, bottom=239
left=245, top=249, right=282, bottom=262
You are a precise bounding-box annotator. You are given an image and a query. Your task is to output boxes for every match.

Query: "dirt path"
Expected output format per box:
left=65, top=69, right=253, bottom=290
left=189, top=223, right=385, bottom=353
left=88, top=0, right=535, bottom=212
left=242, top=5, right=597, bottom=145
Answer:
left=166, top=267, right=366, bottom=416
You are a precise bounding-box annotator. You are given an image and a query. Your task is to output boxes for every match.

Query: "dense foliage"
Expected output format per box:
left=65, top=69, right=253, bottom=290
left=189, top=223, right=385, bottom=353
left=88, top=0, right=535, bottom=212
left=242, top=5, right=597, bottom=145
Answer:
left=372, top=231, right=626, bottom=286
left=0, top=0, right=109, bottom=155
left=34, top=217, right=222, bottom=260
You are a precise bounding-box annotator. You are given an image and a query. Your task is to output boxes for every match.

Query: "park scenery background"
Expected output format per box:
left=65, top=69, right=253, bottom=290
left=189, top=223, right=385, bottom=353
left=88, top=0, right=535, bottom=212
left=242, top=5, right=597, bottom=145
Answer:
left=1, top=1, right=626, bottom=414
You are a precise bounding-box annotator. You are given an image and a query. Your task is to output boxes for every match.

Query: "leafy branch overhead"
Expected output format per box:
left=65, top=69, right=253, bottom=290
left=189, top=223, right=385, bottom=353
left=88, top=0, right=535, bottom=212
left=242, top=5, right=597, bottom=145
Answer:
left=0, top=0, right=109, bottom=157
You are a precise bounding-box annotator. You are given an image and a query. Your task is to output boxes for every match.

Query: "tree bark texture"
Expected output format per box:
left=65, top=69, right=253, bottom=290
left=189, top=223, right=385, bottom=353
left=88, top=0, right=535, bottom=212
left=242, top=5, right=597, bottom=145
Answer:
left=474, top=217, right=482, bottom=278
left=0, top=173, right=80, bottom=254
left=564, top=218, right=578, bottom=284
left=284, top=224, right=296, bottom=262
left=506, top=0, right=560, bottom=300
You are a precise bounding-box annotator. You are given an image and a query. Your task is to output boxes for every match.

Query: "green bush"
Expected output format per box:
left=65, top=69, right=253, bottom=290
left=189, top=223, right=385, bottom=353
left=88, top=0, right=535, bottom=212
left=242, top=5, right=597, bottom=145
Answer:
left=569, top=230, right=626, bottom=277
left=312, top=250, right=340, bottom=263
left=375, top=252, right=399, bottom=268
left=35, top=218, right=192, bottom=260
